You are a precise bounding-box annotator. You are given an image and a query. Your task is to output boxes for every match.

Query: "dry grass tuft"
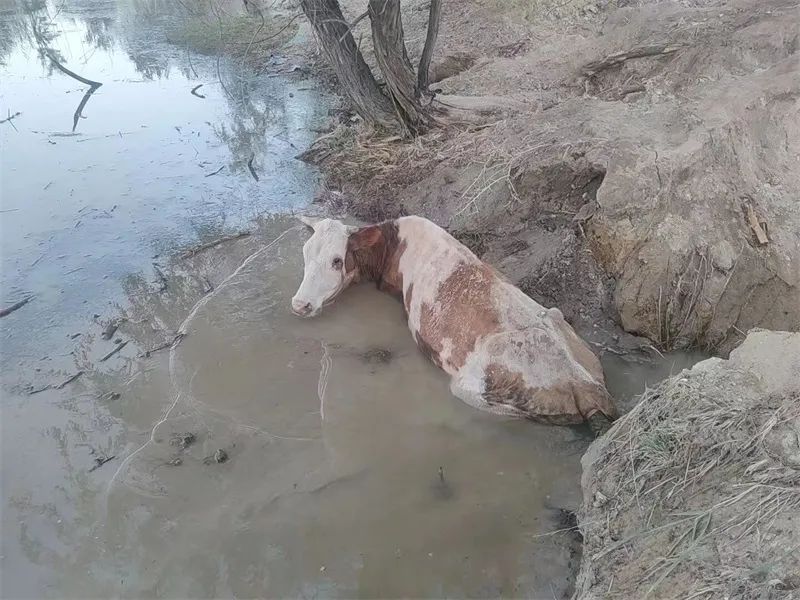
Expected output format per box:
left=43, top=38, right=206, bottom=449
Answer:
left=581, top=372, right=800, bottom=599
left=298, top=121, right=494, bottom=210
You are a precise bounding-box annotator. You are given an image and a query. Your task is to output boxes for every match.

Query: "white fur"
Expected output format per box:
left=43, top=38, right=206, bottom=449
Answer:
left=394, top=217, right=606, bottom=418
left=292, top=217, right=356, bottom=317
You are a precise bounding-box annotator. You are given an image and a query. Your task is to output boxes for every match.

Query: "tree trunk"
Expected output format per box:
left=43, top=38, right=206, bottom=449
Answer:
left=368, top=0, right=431, bottom=134
left=416, top=0, right=441, bottom=93
left=300, top=0, right=395, bottom=127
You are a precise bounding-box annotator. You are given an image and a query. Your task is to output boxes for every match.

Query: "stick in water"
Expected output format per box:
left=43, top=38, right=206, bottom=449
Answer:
left=0, top=296, right=32, bottom=318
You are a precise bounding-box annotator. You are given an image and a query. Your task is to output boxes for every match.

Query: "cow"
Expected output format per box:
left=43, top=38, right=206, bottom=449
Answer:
left=292, top=215, right=618, bottom=429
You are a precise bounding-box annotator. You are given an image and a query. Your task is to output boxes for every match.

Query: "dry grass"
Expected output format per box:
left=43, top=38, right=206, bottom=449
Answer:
left=486, top=0, right=602, bottom=22
left=299, top=121, right=493, bottom=206
left=582, top=373, right=800, bottom=598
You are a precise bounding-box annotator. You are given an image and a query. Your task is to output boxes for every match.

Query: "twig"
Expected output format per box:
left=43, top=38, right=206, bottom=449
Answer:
left=0, top=296, right=33, bottom=318
left=28, top=383, right=53, bottom=395
left=245, top=12, right=303, bottom=45
left=89, top=455, right=116, bottom=472
left=210, top=2, right=232, bottom=99
left=140, top=333, right=186, bottom=358
left=240, top=0, right=265, bottom=82
left=41, top=46, right=102, bottom=87
left=204, top=165, right=225, bottom=177
left=99, top=340, right=129, bottom=362
left=72, top=83, right=101, bottom=132
left=181, top=231, right=251, bottom=259
left=1, top=111, right=21, bottom=129
left=247, top=154, right=259, bottom=181
left=190, top=84, right=206, bottom=98
left=582, top=43, right=684, bottom=77
left=745, top=204, right=769, bottom=245
left=55, top=370, right=84, bottom=389
left=28, top=370, right=84, bottom=395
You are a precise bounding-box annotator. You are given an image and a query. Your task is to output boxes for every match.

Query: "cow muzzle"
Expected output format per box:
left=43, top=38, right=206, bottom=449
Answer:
left=291, top=297, right=316, bottom=317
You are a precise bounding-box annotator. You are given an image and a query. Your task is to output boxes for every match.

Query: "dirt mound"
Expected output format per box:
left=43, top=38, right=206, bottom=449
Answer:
left=575, top=330, right=800, bottom=598
left=310, top=0, right=800, bottom=353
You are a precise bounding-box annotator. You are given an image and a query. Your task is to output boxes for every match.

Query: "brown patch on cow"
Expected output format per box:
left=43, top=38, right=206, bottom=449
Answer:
left=380, top=237, right=407, bottom=298
left=404, top=282, right=414, bottom=314
left=415, top=331, right=442, bottom=368
left=345, top=221, right=406, bottom=298
left=483, top=363, right=616, bottom=424
left=572, top=380, right=618, bottom=421
left=417, top=262, right=500, bottom=371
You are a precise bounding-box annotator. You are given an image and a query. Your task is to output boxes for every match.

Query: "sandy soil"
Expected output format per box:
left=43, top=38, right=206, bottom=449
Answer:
left=302, top=0, right=800, bottom=357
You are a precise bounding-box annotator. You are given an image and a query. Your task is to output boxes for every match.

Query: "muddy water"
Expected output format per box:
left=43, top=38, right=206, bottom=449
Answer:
left=1, top=2, right=705, bottom=598
left=89, top=223, right=587, bottom=598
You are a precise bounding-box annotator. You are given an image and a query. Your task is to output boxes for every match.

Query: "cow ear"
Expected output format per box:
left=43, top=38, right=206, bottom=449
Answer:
left=298, top=215, right=322, bottom=230
left=348, top=225, right=383, bottom=251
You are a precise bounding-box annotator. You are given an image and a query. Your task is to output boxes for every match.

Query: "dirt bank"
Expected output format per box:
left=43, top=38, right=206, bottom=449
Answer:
left=576, top=329, right=800, bottom=598
left=300, top=0, right=800, bottom=354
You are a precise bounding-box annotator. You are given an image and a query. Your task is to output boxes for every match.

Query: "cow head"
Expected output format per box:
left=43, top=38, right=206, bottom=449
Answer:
left=292, top=216, right=391, bottom=317
left=291, top=216, right=355, bottom=317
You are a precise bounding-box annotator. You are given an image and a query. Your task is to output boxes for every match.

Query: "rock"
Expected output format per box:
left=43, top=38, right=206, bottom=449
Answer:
left=170, top=432, right=196, bottom=449
left=203, top=448, right=228, bottom=465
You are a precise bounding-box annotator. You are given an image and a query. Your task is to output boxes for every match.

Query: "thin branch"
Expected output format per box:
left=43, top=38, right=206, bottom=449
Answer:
left=99, top=340, right=129, bottom=362
left=72, top=83, right=101, bottom=132
left=0, top=296, right=33, bottom=318
left=42, top=48, right=103, bottom=87
left=337, top=11, right=368, bottom=43
left=247, top=154, right=259, bottom=181
left=1, top=111, right=21, bottom=127
left=181, top=231, right=251, bottom=259
left=582, top=43, right=684, bottom=77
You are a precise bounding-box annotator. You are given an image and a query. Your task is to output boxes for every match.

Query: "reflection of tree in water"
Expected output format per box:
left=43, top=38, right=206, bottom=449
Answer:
left=114, top=0, right=190, bottom=80
left=0, top=0, right=30, bottom=65
left=214, top=78, right=294, bottom=178
left=216, top=92, right=272, bottom=176
left=82, top=15, right=113, bottom=51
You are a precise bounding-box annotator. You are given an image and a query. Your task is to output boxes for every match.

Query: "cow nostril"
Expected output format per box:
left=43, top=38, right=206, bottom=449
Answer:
left=292, top=299, right=314, bottom=316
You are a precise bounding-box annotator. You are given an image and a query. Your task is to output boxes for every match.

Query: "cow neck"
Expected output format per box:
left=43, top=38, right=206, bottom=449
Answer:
left=346, top=220, right=404, bottom=295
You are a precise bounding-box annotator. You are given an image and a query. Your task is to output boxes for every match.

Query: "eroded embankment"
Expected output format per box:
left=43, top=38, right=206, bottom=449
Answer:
left=305, top=0, right=800, bottom=355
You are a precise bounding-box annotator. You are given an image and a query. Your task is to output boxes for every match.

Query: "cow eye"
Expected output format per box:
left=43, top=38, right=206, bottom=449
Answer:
left=332, top=257, right=343, bottom=270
